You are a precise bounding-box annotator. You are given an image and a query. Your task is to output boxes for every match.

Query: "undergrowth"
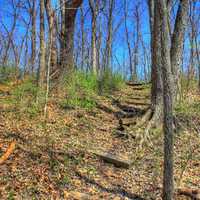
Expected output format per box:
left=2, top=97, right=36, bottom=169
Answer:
left=0, top=65, right=17, bottom=84
left=0, top=78, right=45, bottom=118
left=60, top=70, right=125, bottom=110
left=0, top=69, right=125, bottom=114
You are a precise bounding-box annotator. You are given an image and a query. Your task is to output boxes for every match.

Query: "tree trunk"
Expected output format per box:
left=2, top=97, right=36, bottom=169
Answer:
left=45, top=0, right=58, bottom=77
left=80, top=5, right=85, bottom=70
left=61, top=0, right=83, bottom=74
left=105, top=0, right=114, bottom=69
left=59, top=0, right=65, bottom=67
left=149, top=0, right=163, bottom=125
left=124, top=0, right=133, bottom=81
left=38, top=0, right=46, bottom=88
left=159, top=0, right=174, bottom=199
left=91, top=13, right=97, bottom=74
left=89, top=0, right=99, bottom=75
left=195, top=30, right=200, bottom=91
left=30, top=0, right=36, bottom=74
left=170, top=0, right=189, bottom=101
left=133, top=4, right=140, bottom=82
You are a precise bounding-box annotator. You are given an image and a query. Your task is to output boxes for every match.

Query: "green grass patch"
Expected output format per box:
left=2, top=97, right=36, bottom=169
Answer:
left=175, top=99, right=200, bottom=118
left=8, top=78, right=45, bottom=117
left=0, top=65, right=17, bottom=84
left=60, top=70, right=125, bottom=110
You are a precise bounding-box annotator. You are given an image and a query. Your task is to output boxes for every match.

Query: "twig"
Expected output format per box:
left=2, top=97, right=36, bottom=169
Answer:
left=0, top=141, right=16, bottom=164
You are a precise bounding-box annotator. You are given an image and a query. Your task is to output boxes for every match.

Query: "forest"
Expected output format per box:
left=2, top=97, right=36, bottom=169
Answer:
left=0, top=0, right=200, bottom=199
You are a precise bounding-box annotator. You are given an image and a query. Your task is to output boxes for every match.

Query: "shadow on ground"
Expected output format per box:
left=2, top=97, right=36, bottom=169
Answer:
left=75, top=171, right=146, bottom=200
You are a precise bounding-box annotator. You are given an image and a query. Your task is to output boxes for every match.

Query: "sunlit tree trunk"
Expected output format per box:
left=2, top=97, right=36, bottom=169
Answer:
left=80, top=5, right=85, bottom=70
left=148, top=0, right=163, bottom=124
left=38, top=0, right=46, bottom=88
left=105, top=0, right=114, bottom=69
left=30, top=0, right=36, bottom=74
left=133, top=4, right=141, bottom=82
left=124, top=0, right=133, bottom=81
left=89, top=0, right=99, bottom=75
left=45, top=0, right=58, bottom=77
left=170, top=0, right=189, bottom=101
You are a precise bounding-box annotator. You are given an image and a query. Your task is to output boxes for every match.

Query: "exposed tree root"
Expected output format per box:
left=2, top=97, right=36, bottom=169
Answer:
left=134, top=108, right=153, bottom=129
left=0, top=141, right=16, bottom=165
left=133, top=107, right=163, bottom=148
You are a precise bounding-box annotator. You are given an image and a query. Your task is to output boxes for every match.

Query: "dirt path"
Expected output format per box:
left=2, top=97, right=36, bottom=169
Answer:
left=0, top=83, right=199, bottom=199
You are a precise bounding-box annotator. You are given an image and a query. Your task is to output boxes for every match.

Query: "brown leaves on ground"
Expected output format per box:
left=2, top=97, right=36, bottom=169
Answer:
left=0, top=83, right=199, bottom=199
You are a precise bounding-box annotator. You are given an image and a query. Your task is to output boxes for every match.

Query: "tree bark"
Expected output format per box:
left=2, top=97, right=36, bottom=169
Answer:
left=159, top=0, right=174, bottom=199
left=104, top=0, right=114, bottom=69
left=45, top=0, right=58, bottom=77
left=124, top=0, right=133, bottom=81
left=30, top=0, right=36, bottom=74
left=61, top=0, right=83, bottom=74
left=149, top=0, right=163, bottom=124
left=89, top=0, right=99, bottom=75
left=80, top=5, right=85, bottom=70
left=38, top=0, right=46, bottom=88
left=170, top=0, right=189, bottom=101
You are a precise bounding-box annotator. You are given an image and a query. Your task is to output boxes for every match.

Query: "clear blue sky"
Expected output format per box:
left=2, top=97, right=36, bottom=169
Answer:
left=0, top=0, right=199, bottom=80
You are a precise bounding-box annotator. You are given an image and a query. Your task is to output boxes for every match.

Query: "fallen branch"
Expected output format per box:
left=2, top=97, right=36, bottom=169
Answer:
left=0, top=141, right=16, bottom=164
left=177, top=188, right=200, bottom=199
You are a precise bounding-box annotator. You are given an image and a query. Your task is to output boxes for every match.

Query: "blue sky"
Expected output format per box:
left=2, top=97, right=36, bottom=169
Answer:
left=0, top=0, right=199, bottom=80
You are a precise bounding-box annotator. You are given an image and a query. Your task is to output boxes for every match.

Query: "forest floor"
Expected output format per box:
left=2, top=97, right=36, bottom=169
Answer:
left=0, top=81, right=200, bottom=200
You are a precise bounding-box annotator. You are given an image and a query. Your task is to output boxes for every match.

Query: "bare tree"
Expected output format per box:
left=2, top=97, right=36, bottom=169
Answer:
left=27, top=0, right=36, bottom=74
left=104, top=0, right=115, bottom=69
left=45, top=0, right=58, bottom=77
left=80, top=5, right=85, bottom=70
left=1, top=1, right=19, bottom=67
left=132, top=3, right=141, bottom=82
left=124, top=0, right=133, bottom=81
left=38, top=0, right=46, bottom=88
left=145, top=0, right=189, bottom=130
left=170, top=0, right=189, bottom=101
left=89, top=0, right=99, bottom=75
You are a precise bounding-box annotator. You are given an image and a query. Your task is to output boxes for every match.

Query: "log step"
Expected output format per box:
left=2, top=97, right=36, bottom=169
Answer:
left=93, top=150, right=133, bottom=169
